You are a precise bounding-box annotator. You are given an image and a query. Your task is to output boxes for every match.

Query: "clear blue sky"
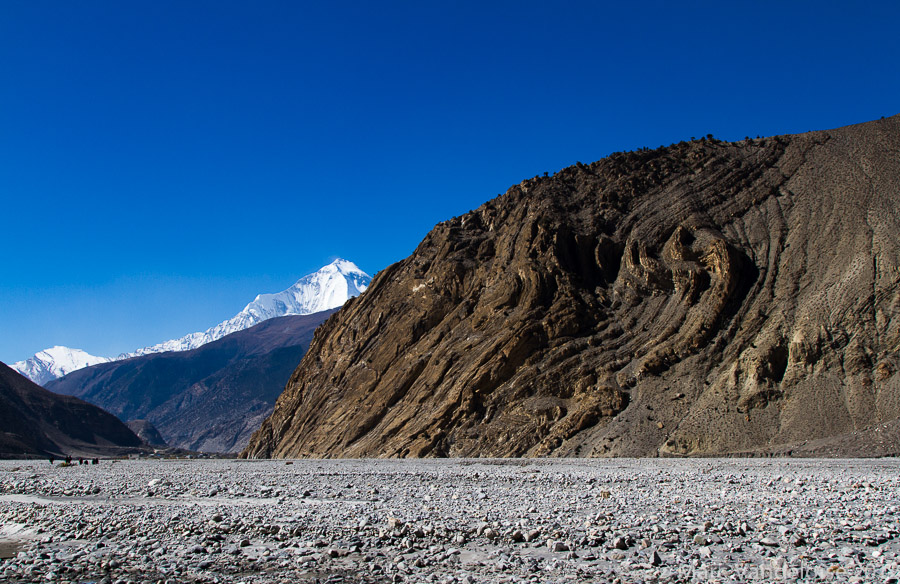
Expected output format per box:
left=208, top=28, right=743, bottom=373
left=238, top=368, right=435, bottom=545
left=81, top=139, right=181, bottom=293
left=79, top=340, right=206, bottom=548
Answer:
left=2, top=1, right=898, bottom=363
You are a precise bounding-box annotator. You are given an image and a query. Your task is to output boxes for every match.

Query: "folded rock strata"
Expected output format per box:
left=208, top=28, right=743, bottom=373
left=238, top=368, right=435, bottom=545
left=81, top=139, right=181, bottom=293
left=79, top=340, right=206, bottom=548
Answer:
left=244, top=115, right=900, bottom=458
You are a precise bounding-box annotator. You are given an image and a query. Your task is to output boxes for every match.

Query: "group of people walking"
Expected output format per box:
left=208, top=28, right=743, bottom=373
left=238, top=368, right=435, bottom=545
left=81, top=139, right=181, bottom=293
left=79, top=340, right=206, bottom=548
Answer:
left=48, top=455, right=100, bottom=465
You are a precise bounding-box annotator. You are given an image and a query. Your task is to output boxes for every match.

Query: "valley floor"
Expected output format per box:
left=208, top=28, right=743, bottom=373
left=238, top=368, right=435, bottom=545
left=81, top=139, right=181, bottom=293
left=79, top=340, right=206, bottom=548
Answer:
left=0, top=458, right=898, bottom=583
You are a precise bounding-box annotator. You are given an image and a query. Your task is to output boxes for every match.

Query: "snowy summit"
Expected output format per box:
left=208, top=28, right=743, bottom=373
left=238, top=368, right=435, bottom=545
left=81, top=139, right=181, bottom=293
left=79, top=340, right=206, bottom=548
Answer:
left=125, top=258, right=371, bottom=357
left=12, top=259, right=371, bottom=384
left=11, top=346, right=111, bottom=386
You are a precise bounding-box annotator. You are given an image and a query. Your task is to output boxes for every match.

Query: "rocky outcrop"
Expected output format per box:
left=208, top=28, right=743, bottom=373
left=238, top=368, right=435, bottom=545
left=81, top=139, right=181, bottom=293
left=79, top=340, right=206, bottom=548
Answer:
left=244, top=115, right=900, bottom=459
left=126, top=420, right=167, bottom=448
left=0, top=362, right=143, bottom=459
left=47, top=310, right=335, bottom=453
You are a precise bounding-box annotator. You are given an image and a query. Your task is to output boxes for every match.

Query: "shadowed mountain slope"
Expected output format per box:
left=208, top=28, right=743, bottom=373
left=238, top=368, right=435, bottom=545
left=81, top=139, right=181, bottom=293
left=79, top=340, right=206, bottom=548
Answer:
left=245, top=115, right=900, bottom=459
left=126, top=420, right=167, bottom=448
left=0, top=362, right=143, bottom=458
left=48, top=310, right=335, bottom=453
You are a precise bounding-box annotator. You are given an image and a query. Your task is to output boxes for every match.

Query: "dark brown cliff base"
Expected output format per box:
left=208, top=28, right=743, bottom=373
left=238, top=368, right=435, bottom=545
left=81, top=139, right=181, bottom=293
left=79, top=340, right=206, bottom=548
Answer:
left=244, top=115, right=900, bottom=459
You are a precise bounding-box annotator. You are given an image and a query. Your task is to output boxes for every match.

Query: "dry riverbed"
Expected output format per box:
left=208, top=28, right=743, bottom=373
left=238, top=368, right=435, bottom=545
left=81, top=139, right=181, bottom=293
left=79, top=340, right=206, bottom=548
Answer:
left=1, top=458, right=898, bottom=583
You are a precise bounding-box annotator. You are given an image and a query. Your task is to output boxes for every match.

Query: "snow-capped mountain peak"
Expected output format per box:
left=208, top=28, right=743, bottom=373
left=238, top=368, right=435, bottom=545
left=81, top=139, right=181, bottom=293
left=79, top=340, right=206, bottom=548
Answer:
left=11, top=259, right=372, bottom=384
left=124, top=259, right=371, bottom=357
left=12, top=346, right=111, bottom=386
left=246, top=259, right=369, bottom=320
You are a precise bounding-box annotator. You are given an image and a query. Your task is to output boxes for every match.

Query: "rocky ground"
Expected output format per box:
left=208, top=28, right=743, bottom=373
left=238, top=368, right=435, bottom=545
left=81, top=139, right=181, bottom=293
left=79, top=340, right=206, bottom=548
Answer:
left=1, top=458, right=898, bottom=583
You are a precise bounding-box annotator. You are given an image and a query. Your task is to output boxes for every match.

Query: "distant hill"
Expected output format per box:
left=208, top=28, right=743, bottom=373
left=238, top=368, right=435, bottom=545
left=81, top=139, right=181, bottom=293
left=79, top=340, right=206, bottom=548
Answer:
left=244, top=114, right=900, bottom=459
left=126, top=420, right=167, bottom=448
left=47, top=310, right=336, bottom=453
left=0, top=362, right=143, bottom=459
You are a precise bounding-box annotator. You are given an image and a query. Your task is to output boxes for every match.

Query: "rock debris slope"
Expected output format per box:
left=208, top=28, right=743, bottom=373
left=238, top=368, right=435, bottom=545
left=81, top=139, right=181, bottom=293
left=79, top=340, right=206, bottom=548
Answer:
left=244, top=115, right=900, bottom=458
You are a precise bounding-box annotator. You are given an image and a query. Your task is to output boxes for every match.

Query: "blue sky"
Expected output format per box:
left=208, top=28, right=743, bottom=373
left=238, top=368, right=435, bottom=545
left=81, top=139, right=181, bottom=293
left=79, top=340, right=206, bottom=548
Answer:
left=2, top=1, right=899, bottom=363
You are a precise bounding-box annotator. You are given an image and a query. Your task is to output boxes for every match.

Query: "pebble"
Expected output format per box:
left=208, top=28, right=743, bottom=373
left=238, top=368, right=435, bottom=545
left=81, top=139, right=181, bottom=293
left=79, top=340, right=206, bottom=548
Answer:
left=0, top=458, right=898, bottom=583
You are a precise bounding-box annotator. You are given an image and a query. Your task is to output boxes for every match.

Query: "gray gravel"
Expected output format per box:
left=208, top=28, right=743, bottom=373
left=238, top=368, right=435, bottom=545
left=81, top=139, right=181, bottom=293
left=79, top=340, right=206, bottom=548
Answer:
left=1, top=458, right=899, bottom=583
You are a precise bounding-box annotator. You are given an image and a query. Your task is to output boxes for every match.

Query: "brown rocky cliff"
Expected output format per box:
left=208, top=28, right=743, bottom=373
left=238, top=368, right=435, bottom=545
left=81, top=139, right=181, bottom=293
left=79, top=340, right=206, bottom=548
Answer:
left=243, top=115, right=900, bottom=458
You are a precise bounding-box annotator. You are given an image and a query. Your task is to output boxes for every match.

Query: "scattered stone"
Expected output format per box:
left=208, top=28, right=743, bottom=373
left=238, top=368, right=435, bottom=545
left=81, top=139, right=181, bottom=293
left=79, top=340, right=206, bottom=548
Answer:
left=388, top=517, right=404, bottom=530
left=0, top=458, right=897, bottom=583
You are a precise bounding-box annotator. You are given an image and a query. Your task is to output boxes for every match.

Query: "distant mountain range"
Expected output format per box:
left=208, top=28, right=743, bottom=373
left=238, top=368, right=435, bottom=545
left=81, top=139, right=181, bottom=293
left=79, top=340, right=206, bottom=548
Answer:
left=0, top=361, right=144, bottom=459
left=47, top=311, right=337, bottom=452
left=12, top=259, right=370, bottom=385
left=11, top=346, right=111, bottom=386
left=123, top=258, right=369, bottom=358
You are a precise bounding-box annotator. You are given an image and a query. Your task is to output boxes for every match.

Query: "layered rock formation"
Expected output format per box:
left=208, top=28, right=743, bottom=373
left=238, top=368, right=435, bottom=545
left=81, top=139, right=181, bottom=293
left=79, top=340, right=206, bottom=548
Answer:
left=244, top=115, right=900, bottom=459
left=0, top=362, right=143, bottom=458
left=48, top=310, right=335, bottom=452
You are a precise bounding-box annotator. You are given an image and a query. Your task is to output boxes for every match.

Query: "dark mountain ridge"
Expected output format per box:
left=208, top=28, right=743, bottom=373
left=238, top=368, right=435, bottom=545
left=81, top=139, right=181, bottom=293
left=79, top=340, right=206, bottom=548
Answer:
left=244, top=114, right=900, bottom=459
left=0, top=362, right=143, bottom=458
left=48, top=310, right=335, bottom=452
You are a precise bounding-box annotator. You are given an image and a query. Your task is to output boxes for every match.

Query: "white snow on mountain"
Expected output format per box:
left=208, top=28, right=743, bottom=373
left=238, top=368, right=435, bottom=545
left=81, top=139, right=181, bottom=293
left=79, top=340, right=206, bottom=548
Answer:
left=123, top=258, right=370, bottom=358
left=11, top=346, right=111, bottom=386
left=12, top=259, right=371, bottom=385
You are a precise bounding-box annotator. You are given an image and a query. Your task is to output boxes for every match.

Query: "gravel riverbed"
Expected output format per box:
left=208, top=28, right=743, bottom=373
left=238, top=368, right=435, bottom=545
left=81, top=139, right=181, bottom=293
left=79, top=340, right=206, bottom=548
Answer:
left=1, top=458, right=898, bottom=583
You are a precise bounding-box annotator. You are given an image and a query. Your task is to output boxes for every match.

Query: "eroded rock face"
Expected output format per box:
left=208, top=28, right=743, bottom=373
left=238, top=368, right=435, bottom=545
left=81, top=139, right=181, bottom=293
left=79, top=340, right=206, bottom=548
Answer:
left=244, top=115, right=900, bottom=458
